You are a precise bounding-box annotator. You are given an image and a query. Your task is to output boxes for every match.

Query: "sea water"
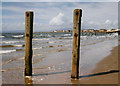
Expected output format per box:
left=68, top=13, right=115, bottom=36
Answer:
left=0, top=32, right=118, bottom=83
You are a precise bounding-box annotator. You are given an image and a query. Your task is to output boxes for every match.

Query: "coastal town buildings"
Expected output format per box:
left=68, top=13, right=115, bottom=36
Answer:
left=53, top=29, right=120, bottom=33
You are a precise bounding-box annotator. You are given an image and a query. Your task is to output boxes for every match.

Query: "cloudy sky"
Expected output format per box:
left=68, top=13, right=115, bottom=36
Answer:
left=1, top=0, right=119, bottom=2
left=1, top=2, right=118, bottom=32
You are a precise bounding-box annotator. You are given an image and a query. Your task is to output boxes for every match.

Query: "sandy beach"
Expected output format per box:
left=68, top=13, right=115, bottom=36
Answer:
left=2, top=45, right=119, bottom=84
left=1, top=32, right=119, bottom=84
left=1, top=2, right=119, bottom=85
left=72, top=45, right=119, bottom=84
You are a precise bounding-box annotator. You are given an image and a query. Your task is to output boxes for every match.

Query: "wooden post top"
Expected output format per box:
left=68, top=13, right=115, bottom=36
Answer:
left=25, top=11, right=34, bottom=17
left=26, top=11, right=34, bottom=13
left=74, top=9, right=82, bottom=17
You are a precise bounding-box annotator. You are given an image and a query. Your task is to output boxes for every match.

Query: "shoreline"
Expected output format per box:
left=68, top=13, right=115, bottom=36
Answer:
left=72, top=45, right=119, bottom=84
left=31, top=45, right=119, bottom=84
left=2, top=45, right=119, bottom=84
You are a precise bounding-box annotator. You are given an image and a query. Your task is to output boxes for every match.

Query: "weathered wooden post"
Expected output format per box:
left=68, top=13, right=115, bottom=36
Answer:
left=25, top=11, right=34, bottom=76
left=25, top=77, right=33, bottom=85
left=71, top=9, right=82, bottom=79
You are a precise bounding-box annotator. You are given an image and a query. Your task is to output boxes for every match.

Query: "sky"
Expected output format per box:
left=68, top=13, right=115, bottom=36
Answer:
left=1, top=1, right=119, bottom=32
left=1, top=0, right=120, bottom=2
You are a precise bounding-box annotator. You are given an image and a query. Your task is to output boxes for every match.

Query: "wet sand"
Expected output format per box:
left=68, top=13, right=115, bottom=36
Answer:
left=27, top=45, right=119, bottom=84
left=72, top=45, right=119, bottom=84
left=2, top=45, right=119, bottom=84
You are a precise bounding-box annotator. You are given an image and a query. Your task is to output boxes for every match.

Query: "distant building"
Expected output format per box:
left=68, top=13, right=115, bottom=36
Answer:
left=53, top=30, right=57, bottom=32
left=99, top=29, right=107, bottom=32
left=82, top=29, right=89, bottom=32
left=94, top=30, right=99, bottom=32
left=67, top=30, right=72, bottom=32
left=107, top=29, right=112, bottom=32
left=82, top=29, right=95, bottom=32
left=107, top=29, right=120, bottom=32
left=114, top=29, right=120, bottom=31
left=53, top=30, right=72, bottom=33
left=53, top=29, right=119, bottom=33
left=61, top=30, right=65, bottom=32
left=88, top=29, right=95, bottom=32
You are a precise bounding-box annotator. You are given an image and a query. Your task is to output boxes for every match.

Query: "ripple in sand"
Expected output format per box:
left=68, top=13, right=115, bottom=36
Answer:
left=32, top=56, right=45, bottom=64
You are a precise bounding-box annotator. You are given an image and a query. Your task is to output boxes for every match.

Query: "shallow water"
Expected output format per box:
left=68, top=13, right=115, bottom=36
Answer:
left=1, top=32, right=118, bottom=84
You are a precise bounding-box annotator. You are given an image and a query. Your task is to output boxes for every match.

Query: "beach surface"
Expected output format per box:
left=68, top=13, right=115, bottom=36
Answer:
left=1, top=32, right=119, bottom=84
left=72, top=45, right=119, bottom=84
left=2, top=45, right=119, bottom=84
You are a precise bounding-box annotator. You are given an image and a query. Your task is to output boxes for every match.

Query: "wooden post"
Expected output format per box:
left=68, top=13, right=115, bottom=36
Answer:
left=25, top=11, right=34, bottom=76
left=25, top=77, right=33, bottom=85
left=71, top=9, right=82, bottom=79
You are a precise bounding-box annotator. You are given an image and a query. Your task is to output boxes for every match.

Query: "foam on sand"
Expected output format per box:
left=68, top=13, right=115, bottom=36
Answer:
left=12, top=35, right=24, bottom=38
left=0, top=49, right=16, bottom=54
left=0, top=36, right=5, bottom=38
